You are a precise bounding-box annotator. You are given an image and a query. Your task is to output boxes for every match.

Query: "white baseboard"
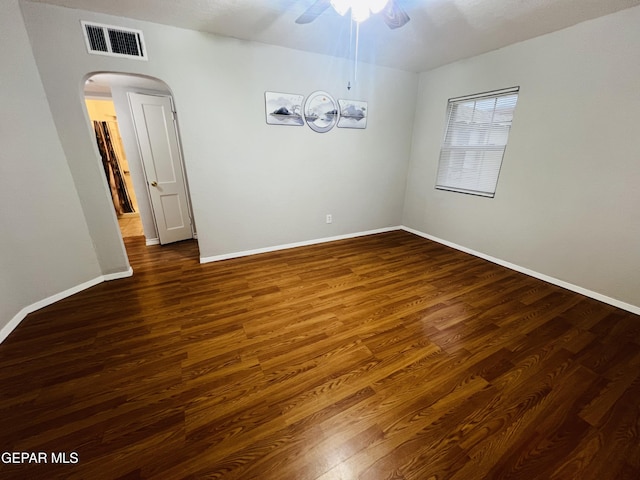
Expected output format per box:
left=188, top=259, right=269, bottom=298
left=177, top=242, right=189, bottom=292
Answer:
left=402, top=226, right=640, bottom=316
left=103, top=267, right=133, bottom=281
left=0, top=267, right=133, bottom=345
left=199, top=226, right=401, bottom=264
left=146, top=235, right=197, bottom=246
left=5, top=226, right=635, bottom=346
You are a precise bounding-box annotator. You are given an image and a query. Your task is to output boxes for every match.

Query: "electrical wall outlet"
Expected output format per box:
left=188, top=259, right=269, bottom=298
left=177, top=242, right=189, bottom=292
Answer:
left=326, top=214, right=332, bottom=224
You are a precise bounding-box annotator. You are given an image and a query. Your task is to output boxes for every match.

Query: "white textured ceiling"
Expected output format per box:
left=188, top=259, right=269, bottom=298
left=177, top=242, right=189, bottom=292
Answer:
left=27, top=0, right=640, bottom=72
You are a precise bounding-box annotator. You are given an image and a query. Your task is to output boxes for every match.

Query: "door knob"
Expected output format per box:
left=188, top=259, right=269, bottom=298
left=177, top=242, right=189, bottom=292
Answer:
left=150, top=181, right=158, bottom=187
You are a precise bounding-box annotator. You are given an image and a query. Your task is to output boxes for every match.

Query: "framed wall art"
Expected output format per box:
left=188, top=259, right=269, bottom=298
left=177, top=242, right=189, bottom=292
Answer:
left=304, top=91, right=338, bottom=133
left=337, top=99, right=367, bottom=129
left=265, top=92, right=304, bottom=126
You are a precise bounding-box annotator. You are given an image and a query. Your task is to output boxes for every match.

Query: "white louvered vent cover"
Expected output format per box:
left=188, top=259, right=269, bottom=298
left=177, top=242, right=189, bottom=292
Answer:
left=81, top=21, right=147, bottom=60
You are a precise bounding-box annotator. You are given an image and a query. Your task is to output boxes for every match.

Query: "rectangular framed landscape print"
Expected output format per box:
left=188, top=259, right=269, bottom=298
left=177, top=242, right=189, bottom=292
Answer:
left=337, top=99, right=367, bottom=129
left=265, top=92, right=304, bottom=126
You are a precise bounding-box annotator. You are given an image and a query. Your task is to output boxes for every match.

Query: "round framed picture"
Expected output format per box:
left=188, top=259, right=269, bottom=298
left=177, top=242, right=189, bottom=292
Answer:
left=304, top=91, right=338, bottom=133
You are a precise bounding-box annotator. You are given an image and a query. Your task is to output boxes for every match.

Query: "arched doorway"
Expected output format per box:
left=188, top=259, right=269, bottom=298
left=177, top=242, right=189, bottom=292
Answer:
left=83, top=73, right=196, bottom=247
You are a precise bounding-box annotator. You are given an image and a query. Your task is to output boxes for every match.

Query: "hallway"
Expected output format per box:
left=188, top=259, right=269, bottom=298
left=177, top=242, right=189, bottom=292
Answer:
left=117, top=212, right=144, bottom=237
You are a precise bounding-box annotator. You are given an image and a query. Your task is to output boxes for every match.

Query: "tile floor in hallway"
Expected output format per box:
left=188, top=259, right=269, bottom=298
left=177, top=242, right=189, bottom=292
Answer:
left=117, top=213, right=144, bottom=237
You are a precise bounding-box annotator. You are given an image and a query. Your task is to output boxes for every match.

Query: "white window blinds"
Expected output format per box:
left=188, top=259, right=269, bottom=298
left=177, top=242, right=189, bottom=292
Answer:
left=436, top=87, right=519, bottom=197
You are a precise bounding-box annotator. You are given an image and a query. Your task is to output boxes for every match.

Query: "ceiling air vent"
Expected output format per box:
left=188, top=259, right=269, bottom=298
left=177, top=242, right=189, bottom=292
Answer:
left=81, top=21, right=147, bottom=60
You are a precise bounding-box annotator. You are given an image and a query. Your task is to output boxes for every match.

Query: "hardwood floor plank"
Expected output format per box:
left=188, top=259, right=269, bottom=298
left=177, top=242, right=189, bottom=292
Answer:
left=0, top=231, right=638, bottom=479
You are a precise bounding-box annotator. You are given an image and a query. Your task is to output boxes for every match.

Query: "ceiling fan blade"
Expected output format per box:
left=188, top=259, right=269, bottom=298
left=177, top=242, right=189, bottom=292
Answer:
left=295, top=0, right=332, bottom=24
left=381, top=0, right=410, bottom=29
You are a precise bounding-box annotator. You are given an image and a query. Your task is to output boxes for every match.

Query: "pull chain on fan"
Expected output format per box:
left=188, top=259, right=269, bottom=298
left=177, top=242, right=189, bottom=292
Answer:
left=351, top=20, right=360, bottom=90
left=345, top=17, right=360, bottom=90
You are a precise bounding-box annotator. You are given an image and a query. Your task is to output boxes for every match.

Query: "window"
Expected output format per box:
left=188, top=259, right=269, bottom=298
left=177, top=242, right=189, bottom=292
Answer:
left=435, top=87, right=519, bottom=197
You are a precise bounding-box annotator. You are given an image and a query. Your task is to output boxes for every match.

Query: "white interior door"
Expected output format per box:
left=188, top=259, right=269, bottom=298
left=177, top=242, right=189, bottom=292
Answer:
left=128, top=92, right=193, bottom=245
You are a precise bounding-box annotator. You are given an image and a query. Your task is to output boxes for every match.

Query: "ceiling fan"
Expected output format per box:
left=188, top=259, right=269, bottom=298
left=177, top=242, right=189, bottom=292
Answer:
left=295, top=0, right=410, bottom=29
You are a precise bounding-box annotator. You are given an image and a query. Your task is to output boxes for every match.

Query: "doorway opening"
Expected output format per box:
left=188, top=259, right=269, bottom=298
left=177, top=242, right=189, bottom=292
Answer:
left=83, top=72, right=196, bottom=249
left=85, top=96, right=143, bottom=238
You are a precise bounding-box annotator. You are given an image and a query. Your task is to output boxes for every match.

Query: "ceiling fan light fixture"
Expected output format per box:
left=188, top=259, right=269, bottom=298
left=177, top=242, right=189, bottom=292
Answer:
left=330, top=0, right=351, bottom=16
left=368, top=0, right=390, bottom=14
left=351, top=2, right=371, bottom=23
left=329, top=0, right=390, bottom=23
left=297, top=0, right=409, bottom=29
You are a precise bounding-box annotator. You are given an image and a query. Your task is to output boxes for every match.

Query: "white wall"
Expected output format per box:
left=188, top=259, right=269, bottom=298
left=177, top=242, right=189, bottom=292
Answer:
left=19, top=1, right=418, bottom=265
left=403, top=5, right=640, bottom=310
left=0, top=0, right=103, bottom=338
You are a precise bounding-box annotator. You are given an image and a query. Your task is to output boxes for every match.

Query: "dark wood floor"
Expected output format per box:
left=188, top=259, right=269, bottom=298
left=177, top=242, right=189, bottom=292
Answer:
left=1, top=231, right=639, bottom=479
